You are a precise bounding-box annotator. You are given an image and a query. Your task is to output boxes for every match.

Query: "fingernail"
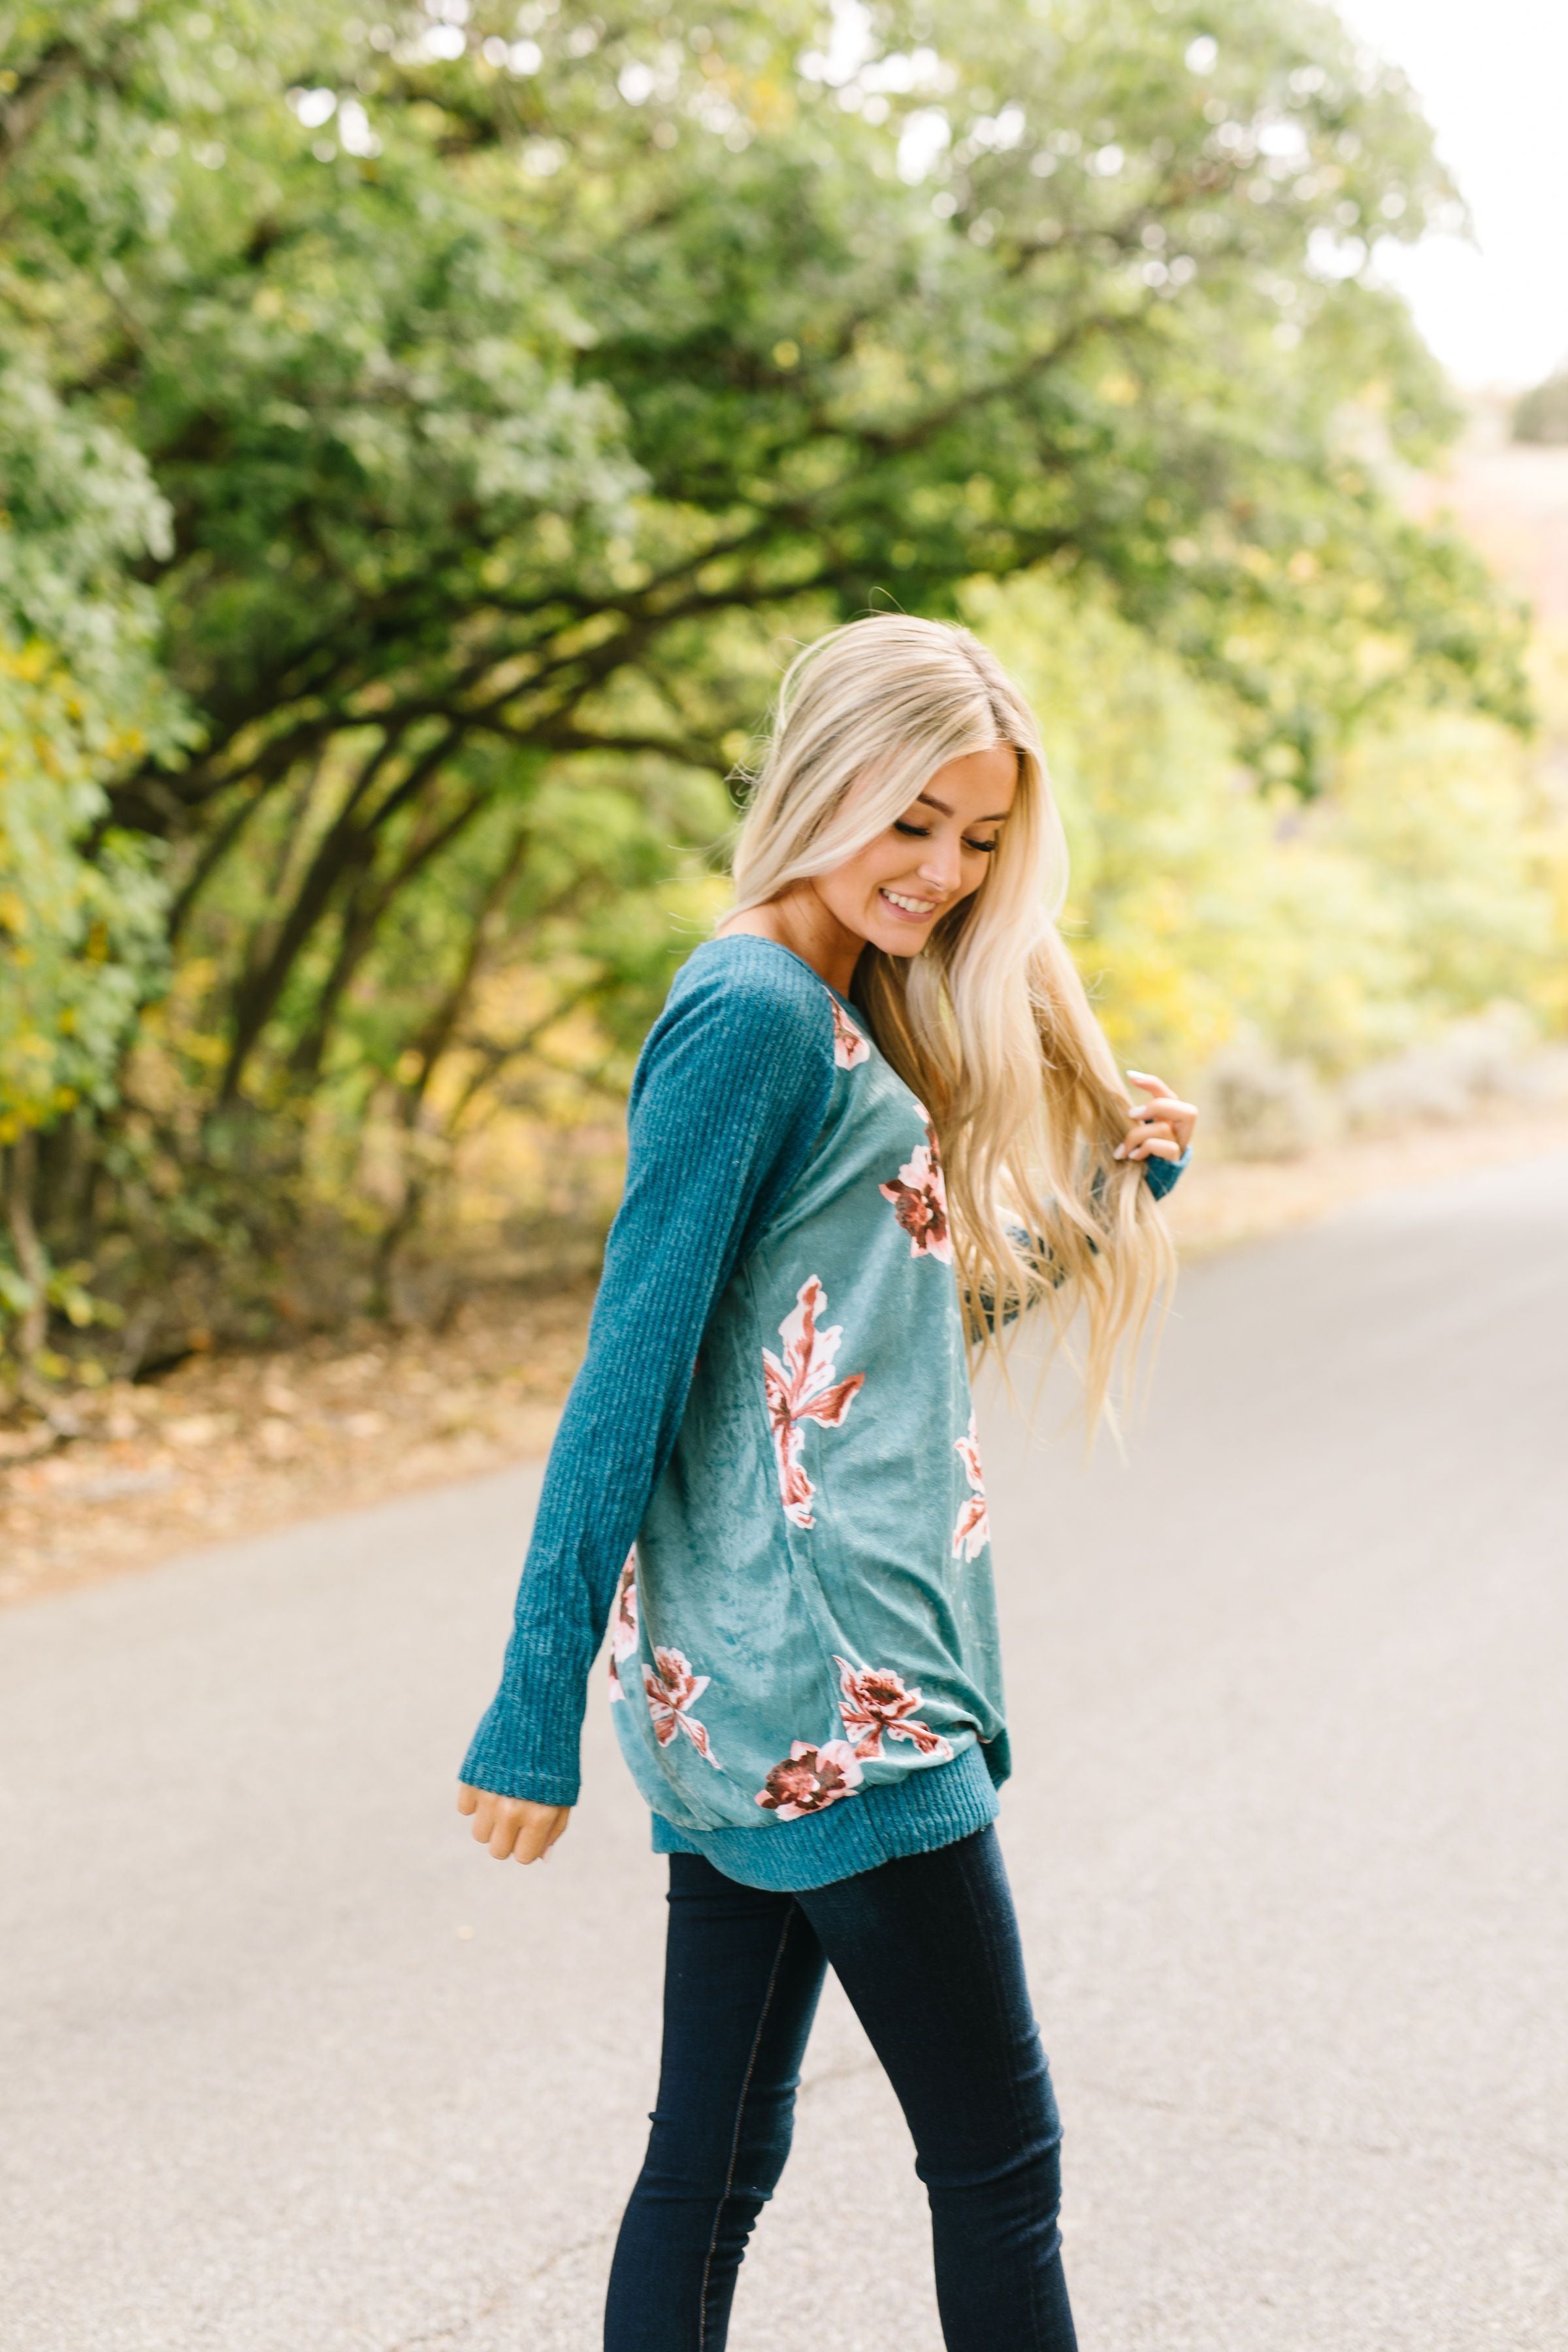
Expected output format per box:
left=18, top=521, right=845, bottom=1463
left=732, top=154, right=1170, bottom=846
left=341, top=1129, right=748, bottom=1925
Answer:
left=1113, top=1145, right=1125, bottom=1158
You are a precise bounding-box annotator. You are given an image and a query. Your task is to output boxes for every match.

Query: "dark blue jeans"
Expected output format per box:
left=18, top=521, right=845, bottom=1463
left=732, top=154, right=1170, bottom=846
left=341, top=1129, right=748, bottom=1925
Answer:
left=604, top=1826, right=1075, bottom=2351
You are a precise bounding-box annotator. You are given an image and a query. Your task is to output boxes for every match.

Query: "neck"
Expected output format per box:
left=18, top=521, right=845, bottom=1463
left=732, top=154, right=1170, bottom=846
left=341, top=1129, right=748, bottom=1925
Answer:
left=718, top=883, right=865, bottom=999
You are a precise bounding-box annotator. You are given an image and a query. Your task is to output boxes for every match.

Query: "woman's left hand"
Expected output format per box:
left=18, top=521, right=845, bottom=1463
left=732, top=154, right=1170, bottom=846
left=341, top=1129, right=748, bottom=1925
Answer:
left=1114, top=1070, right=1198, bottom=1166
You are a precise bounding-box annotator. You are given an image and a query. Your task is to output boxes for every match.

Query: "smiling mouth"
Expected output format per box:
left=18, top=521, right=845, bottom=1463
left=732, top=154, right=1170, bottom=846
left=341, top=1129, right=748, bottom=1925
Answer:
left=879, top=887, right=940, bottom=919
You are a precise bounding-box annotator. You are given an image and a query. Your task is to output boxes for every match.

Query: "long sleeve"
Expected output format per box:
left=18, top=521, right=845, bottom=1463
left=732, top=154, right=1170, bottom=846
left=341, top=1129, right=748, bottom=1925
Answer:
left=1142, top=1142, right=1190, bottom=1201
left=459, top=943, right=836, bottom=1806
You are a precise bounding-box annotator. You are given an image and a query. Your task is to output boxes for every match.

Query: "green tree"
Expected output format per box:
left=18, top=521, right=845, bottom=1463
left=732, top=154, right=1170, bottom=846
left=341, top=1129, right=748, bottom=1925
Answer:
left=971, top=568, right=1560, bottom=1083
left=0, top=361, right=184, bottom=1377
left=0, top=0, right=1533, bottom=1350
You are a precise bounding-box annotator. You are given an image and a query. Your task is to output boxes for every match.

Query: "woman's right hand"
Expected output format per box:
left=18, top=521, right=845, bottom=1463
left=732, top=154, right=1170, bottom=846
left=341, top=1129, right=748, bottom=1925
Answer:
left=457, top=1782, right=572, bottom=1865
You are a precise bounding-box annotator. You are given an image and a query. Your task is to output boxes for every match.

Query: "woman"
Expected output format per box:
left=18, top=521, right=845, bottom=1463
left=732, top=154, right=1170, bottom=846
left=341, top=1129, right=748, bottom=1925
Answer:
left=458, top=615, right=1197, bottom=2350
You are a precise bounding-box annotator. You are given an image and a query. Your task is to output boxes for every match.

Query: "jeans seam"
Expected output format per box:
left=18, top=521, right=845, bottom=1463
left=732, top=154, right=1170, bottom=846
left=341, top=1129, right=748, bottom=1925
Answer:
left=969, top=1837, right=1050, bottom=2351
left=696, top=1902, right=796, bottom=2351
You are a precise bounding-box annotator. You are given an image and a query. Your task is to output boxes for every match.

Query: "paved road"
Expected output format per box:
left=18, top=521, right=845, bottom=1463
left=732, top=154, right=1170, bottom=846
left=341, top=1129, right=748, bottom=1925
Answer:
left=3, top=1149, right=1566, bottom=2352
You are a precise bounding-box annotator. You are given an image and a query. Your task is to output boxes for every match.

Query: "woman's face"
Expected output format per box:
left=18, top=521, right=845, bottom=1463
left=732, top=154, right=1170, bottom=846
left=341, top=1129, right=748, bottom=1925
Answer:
left=813, top=745, right=1019, bottom=957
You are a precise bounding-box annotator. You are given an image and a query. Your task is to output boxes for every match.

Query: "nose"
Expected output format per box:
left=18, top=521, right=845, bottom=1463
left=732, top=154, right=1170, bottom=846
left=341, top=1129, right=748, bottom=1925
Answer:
left=917, top=836, right=963, bottom=896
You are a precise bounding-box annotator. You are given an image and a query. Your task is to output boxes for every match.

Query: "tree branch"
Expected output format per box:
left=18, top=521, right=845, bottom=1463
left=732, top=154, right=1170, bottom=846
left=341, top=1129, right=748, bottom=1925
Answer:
left=218, top=722, right=446, bottom=1103
left=0, top=39, right=86, bottom=184
left=286, top=785, right=491, bottom=1087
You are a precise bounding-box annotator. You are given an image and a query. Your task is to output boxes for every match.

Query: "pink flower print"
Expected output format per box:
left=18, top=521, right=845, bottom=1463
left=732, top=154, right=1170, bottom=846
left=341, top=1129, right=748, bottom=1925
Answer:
left=755, top=1739, right=864, bottom=1820
left=952, top=1412, right=989, bottom=1561
left=878, top=1111, right=953, bottom=1262
left=831, top=999, right=870, bottom=1069
left=762, top=1277, right=865, bottom=1529
left=834, top=1656, right=954, bottom=1762
left=606, top=1548, right=639, bottom=1701
left=643, top=1646, right=721, bottom=1766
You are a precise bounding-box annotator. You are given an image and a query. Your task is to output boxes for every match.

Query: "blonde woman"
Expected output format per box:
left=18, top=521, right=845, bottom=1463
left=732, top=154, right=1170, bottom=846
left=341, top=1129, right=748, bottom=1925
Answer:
left=459, top=615, right=1197, bottom=2350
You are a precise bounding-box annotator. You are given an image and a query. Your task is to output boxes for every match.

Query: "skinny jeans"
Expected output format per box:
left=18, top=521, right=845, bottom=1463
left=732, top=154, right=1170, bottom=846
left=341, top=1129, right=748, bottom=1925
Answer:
left=603, top=1825, right=1075, bottom=2352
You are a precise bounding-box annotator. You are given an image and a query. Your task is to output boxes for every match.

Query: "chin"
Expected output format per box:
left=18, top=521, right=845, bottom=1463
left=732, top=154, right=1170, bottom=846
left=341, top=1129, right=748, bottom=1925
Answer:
left=864, top=923, right=933, bottom=959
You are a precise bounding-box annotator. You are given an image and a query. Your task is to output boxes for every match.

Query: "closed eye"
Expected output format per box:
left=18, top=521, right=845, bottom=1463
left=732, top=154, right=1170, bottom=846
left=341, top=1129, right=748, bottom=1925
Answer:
left=893, top=821, right=1002, bottom=854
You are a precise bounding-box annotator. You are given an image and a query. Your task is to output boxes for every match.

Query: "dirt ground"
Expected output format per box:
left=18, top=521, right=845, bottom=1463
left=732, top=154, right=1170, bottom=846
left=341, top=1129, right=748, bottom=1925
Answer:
left=5, top=1094, right=1567, bottom=1609
left=0, top=1281, right=595, bottom=1607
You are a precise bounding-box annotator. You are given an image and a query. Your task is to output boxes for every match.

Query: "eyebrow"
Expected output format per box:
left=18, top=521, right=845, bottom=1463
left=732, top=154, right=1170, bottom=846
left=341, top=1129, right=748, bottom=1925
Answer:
left=915, top=792, right=1012, bottom=824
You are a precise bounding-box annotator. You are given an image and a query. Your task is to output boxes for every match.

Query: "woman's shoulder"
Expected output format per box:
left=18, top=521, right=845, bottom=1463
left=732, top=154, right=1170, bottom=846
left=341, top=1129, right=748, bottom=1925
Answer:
left=627, top=938, right=840, bottom=1126
left=661, top=934, right=840, bottom=1045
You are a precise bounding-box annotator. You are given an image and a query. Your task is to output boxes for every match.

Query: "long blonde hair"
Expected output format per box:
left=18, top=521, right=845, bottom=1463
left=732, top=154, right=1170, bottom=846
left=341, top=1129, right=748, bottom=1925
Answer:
left=728, top=612, right=1175, bottom=1433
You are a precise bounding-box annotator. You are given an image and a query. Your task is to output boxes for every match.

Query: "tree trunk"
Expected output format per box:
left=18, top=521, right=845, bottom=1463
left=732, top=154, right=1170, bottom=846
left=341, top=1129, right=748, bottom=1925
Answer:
left=5, top=1132, right=49, bottom=1367
left=216, top=726, right=446, bottom=1105
left=286, top=786, right=489, bottom=1089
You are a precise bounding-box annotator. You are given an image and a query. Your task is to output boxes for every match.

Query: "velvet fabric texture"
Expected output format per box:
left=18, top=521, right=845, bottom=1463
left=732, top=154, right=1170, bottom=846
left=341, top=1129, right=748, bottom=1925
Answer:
left=610, top=949, right=1009, bottom=1858
left=462, top=935, right=1186, bottom=1890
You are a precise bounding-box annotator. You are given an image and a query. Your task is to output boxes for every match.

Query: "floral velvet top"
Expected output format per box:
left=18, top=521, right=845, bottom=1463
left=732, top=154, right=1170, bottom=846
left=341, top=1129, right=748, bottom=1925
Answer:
left=461, top=934, right=1186, bottom=1892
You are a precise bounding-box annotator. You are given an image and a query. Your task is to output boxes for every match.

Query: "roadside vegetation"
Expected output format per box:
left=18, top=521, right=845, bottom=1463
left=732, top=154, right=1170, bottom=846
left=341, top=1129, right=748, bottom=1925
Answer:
left=2, top=0, right=1563, bottom=1409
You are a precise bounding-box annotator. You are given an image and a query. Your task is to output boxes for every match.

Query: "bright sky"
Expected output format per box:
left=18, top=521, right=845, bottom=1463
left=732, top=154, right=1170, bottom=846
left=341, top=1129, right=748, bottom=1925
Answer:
left=1336, top=0, right=1568, bottom=389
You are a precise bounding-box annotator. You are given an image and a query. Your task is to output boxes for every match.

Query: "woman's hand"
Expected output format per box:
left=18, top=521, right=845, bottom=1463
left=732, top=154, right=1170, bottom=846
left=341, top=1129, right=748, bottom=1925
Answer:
left=457, top=1782, right=572, bottom=1865
left=1114, top=1069, right=1198, bottom=1166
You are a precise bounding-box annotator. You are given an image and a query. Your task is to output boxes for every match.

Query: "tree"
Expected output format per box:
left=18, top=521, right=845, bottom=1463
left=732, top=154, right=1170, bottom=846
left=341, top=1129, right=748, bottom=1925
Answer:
left=0, top=0, right=1532, bottom=1347
left=0, top=361, right=182, bottom=1379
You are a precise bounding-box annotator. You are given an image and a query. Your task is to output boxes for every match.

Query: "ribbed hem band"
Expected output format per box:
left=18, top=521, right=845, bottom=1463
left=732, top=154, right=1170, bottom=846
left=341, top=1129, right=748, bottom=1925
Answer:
left=648, top=1740, right=1004, bottom=1890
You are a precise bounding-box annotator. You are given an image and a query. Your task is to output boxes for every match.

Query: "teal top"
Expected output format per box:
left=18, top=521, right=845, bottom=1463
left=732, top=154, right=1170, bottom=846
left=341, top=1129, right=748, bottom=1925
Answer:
left=461, top=936, right=1186, bottom=1889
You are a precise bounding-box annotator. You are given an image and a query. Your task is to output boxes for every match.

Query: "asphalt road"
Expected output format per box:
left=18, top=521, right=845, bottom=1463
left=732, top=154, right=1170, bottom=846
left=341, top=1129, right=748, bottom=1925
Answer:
left=3, top=1147, right=1565, bottom=2352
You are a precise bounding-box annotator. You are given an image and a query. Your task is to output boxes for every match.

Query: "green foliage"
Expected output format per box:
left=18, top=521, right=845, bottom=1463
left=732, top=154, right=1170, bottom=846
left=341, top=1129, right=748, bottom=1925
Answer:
left=0, top=357, right=187, bottom=1368
left=0, top=360, right=184, bottom=1134
left=971, top=569, right=1560, bottom=1078
left=0, top=0, right=1544, bottom=1361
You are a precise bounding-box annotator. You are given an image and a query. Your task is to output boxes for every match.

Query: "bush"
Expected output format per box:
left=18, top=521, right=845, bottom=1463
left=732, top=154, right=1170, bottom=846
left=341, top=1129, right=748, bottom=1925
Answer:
left=1512, top=372, right=1568, bottom=446
left=968, top=572, right=1566, bottom=1117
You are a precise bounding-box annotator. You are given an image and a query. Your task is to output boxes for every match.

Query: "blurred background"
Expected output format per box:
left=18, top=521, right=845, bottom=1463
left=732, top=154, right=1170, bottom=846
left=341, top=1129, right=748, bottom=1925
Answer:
left=3, top=0, right=1567, bottom=1584
left=4, top=14, right=1567, bottom=2349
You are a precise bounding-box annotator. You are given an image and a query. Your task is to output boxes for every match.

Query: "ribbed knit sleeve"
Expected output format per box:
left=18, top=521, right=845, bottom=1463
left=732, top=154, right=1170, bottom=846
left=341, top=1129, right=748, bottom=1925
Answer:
left=459, top=940, right=837, bottom=1806
left=1142, top=1142, right=1190, bottom=1200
